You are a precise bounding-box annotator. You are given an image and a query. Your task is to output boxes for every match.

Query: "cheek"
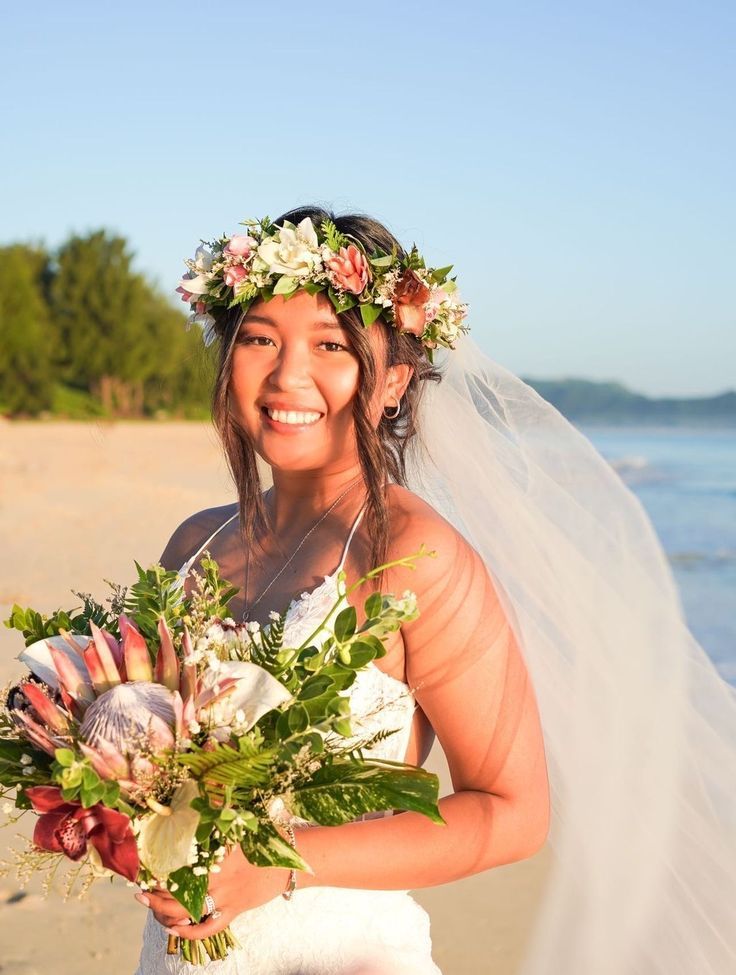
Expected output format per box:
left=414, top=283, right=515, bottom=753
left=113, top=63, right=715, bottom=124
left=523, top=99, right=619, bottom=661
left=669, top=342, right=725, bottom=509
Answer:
left=326, top=364, right=361, bottom=415
left=228, top=357, right=259, bottom=416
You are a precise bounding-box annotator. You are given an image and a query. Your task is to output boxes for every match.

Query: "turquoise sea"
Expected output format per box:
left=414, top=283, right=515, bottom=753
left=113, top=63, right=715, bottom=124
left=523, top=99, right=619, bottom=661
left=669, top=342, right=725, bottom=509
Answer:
left=579, top=426, right=736, bottom=687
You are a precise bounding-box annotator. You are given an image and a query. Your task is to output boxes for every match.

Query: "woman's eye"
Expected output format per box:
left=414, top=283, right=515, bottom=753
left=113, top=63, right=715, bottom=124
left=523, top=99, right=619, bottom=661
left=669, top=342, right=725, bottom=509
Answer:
left=320, top=341, right=350, bottom=352
left=237, top=335, right=272, bottom=346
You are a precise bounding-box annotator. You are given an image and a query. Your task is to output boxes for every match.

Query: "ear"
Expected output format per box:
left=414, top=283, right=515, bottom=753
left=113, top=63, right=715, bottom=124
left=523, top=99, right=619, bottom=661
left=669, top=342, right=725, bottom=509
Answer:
left=384, top=363, right=414, bottom=404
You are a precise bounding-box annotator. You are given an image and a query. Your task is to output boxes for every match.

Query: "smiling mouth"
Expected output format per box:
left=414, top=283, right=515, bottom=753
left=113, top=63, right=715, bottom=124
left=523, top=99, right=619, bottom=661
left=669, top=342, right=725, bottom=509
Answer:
left=261, top=406, right=324, bottom=426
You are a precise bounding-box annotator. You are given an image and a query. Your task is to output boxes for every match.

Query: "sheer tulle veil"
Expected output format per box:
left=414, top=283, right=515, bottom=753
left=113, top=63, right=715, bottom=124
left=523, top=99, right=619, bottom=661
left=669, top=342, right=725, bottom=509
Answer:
left=405, top=333, right=736, bottom=974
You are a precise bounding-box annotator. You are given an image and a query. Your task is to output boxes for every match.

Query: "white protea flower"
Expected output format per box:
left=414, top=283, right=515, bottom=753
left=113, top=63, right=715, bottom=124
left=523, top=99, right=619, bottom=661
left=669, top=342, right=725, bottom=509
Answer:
left=80, top=681, right=176, bottom=751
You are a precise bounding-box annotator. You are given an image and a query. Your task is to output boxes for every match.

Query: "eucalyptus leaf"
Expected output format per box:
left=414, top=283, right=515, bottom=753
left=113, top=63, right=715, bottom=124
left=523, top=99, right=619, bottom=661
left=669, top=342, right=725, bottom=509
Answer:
left=287, top=704, right=310, bottom=734
left=334, top=606, right=356, bottom=642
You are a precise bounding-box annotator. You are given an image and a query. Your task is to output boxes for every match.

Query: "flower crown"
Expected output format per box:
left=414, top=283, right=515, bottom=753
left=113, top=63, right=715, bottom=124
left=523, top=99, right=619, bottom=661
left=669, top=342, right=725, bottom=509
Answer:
left=177, top=216, right=469, bottom=360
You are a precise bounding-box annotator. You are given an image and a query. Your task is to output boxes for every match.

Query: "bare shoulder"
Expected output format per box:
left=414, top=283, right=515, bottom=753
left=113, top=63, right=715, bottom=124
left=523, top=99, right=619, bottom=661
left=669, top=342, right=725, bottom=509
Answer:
left=385, top=483, right=488, bottom=595
left=159, top=502, right=239, bottom=572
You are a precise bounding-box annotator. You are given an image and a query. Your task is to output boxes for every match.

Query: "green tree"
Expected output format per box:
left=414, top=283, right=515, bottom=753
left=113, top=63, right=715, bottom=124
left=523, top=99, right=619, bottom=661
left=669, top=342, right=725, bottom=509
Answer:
left=0, top=245, right=54, bottom=415
left=138, top=285, right=215, bottom=416
left=50, top=230, right=155, bottom=414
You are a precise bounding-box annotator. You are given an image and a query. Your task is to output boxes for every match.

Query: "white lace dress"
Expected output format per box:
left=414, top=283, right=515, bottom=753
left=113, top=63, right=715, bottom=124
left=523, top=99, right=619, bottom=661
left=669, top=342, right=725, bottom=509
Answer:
left=134, top=568, right=442, bottom=975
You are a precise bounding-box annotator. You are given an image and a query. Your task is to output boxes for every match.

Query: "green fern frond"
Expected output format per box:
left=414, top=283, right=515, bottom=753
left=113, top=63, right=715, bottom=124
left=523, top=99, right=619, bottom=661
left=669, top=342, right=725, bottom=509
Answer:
left=320, top=219, right=349, bottom=253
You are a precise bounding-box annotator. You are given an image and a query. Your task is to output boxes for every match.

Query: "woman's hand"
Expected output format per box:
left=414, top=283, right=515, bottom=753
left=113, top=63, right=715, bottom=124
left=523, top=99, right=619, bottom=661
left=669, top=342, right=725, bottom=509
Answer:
left=133, top=845, right=287, bottom=940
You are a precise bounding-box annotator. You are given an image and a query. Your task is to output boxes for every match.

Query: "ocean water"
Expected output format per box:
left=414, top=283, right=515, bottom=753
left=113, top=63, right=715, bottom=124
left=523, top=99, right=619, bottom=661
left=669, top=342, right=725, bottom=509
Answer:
left=578, top=425, right=736, bottom=686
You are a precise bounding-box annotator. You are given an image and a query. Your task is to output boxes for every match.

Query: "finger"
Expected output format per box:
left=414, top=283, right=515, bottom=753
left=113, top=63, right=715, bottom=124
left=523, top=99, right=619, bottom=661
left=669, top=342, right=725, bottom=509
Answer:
left=167, top=912, right=230, bottom=941
left=147, top=887, right=179, bottom=904
left=154, top=910, right=193, bottom=929
left=145, top=890, right=184, bottom=914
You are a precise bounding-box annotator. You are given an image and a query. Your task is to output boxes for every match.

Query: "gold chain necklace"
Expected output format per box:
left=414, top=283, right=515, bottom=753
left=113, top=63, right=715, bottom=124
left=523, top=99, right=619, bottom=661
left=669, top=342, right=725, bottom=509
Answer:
left=241, top=477, right=364, bottom=623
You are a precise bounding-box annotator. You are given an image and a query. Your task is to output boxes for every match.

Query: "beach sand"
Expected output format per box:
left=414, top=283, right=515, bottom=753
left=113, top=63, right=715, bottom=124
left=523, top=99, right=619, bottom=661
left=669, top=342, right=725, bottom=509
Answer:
left=0, top=420, right=552, bottom=975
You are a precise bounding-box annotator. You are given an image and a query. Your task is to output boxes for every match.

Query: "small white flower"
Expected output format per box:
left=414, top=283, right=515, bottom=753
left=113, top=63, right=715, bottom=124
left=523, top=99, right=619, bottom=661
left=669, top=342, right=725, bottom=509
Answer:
left=169, top=882, right=179, bottom=892
left=22, top=766, right=36, bottom=776
left=2, top=802, right=14, bottom=814
left=210, top=865, right=221, bottom=874
left=187, top=720, right=201, bottom=735
left=20, top=754, right=33, bottom=766
left=193, top=865, right=208, bottom=876
left=268, top=611, right=281, bottom=622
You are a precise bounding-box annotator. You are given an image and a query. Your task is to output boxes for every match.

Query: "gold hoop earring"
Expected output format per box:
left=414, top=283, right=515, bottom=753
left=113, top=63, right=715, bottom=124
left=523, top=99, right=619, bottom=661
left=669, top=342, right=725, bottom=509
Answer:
left=383, top=398, right=401, bottom=419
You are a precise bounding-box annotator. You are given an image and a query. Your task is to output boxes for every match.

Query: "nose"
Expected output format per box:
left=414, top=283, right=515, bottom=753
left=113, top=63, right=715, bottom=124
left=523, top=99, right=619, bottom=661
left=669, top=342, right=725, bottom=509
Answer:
left=267, top=338, right=313, bottom=392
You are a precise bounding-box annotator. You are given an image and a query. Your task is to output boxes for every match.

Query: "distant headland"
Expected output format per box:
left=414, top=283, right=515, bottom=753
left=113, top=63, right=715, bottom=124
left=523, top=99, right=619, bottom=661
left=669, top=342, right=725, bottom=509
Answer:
left=521, top=377, right=736, bottom=427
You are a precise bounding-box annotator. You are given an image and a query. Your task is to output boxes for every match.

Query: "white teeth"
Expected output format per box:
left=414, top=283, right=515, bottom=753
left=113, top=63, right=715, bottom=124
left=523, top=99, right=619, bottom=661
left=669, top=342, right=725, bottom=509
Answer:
left=266, top=408, right=321, bottom=425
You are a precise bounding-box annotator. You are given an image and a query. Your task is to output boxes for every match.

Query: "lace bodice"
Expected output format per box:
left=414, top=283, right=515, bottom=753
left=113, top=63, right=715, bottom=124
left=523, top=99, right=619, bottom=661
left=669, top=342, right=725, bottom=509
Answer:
left=277, top=568, right=417, bottom=767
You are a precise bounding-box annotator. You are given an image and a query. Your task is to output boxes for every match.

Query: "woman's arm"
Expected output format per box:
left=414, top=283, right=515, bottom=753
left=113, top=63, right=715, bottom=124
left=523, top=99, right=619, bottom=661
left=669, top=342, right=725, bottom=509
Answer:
left=296, top=519, right=551, bottom=888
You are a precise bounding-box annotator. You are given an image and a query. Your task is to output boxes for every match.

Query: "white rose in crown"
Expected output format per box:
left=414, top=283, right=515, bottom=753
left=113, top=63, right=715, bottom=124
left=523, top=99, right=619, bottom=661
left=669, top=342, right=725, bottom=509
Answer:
left=256, top=217, right=322, bottom=278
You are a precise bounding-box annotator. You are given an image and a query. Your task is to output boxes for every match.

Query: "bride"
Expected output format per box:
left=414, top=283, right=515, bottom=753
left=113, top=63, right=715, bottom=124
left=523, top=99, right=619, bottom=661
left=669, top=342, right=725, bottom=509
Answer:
left=134, top=206, right=736, bottom=974
left=133, top=207, right=551, bottom=974
left=138, top=204, right=549, bottom=975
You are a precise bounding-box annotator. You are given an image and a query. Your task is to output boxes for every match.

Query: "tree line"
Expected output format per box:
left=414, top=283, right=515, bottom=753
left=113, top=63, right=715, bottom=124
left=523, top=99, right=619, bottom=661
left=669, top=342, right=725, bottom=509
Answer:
left=0, top=230, right=215, bottom=418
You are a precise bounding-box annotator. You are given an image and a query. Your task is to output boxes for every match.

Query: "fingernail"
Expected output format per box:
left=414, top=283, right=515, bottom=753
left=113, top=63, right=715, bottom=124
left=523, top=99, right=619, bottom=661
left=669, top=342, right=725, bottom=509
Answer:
left=164, top=927, right=179, bottom=936
left=135, top=893, right=150, bottom=907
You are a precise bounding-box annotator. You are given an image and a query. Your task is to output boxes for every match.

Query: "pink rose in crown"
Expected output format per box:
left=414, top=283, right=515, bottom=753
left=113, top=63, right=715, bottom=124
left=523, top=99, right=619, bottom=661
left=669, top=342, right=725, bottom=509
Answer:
left=423, top=286, right=449, bottom=325
left=224, top=235, right=257, bottom=259
left=392, top=269, right=431, bottom=337
left=223, top=264, right=248, bottom=288
left=325, top=244, right=371, bottom=295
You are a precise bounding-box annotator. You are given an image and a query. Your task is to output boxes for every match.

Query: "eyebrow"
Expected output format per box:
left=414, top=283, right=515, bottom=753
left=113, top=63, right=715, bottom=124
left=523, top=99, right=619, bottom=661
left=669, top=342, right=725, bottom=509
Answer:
left=243, top=314, right=346, bottom=331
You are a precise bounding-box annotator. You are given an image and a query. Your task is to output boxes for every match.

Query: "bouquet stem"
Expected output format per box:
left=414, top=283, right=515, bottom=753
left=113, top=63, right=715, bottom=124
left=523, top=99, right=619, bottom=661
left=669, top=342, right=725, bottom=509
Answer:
left=172, top=926, right=241, bottom=964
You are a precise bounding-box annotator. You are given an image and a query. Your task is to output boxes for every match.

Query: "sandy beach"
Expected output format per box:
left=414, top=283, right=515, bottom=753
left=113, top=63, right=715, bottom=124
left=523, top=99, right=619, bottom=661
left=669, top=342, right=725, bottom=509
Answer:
left=0, top=420, right=551, bottom=975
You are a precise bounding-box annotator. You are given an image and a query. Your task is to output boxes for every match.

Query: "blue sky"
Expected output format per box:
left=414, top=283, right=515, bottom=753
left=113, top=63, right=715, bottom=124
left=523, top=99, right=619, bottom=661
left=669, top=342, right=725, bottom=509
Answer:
left=3, top=0, right=734, bottom=396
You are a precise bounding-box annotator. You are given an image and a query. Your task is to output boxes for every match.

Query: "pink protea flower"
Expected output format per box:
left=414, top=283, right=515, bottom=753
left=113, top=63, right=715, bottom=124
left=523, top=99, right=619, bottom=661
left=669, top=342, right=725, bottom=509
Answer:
left=325, top=244, right=371, bottom=295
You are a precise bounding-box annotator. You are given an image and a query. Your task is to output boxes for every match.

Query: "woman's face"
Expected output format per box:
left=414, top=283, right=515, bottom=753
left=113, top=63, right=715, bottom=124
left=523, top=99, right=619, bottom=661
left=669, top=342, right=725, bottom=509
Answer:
left=229, top=290, right=392, bottom=473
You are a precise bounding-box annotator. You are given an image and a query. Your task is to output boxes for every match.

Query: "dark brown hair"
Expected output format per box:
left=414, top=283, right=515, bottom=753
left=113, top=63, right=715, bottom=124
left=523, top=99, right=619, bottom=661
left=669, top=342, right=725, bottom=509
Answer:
left=210, top=205, right=443, bottom=581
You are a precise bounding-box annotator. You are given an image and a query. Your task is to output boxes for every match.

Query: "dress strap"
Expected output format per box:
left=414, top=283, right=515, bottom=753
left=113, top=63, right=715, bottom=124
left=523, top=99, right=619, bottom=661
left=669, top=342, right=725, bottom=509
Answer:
left=336, top=501, right=368, bottom=573
left=177, top=510, right=239, bottom=580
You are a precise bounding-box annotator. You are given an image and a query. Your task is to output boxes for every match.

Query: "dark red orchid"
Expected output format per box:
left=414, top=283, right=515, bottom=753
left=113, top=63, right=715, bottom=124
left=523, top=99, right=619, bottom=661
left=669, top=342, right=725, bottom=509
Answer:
left=25, top=785, right=139, bottom=882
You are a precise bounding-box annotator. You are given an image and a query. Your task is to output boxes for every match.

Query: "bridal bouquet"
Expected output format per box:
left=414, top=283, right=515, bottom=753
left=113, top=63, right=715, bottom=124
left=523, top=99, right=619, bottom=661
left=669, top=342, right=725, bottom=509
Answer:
left=0, top=552, right=443, bottom=965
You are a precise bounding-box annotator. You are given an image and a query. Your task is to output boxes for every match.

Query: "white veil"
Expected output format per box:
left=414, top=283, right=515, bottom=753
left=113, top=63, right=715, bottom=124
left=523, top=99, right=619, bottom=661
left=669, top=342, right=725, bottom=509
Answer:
left=405, top=334, right=736, bottom=974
